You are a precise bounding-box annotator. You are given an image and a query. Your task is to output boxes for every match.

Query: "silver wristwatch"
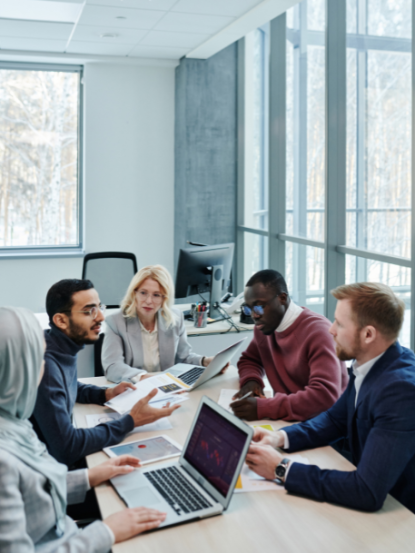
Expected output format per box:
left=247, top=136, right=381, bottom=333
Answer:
left=275, top=458, right=290, bottom=484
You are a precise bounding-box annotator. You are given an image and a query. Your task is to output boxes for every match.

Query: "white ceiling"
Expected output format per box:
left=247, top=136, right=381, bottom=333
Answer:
left=0, top=0, right=299, bottom=62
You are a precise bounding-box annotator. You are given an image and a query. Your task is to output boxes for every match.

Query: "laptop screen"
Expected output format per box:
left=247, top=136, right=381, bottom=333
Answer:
left=184, top=403, right=248, bottom=497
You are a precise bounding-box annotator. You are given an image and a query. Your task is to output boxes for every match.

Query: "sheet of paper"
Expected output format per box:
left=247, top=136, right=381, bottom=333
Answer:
left=234, top=454, right=310, bottom=493
left=149, top=393, right=189, bottom=408
left=218, top=389, right=239, bottom=413
left=105, top=373, right=189, bottom=415
left=85, top=412, right=173, bottom=435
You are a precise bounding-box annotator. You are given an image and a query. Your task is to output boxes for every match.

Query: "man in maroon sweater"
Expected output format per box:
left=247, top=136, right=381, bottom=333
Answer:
left=231, top=270, right=348, bottom=421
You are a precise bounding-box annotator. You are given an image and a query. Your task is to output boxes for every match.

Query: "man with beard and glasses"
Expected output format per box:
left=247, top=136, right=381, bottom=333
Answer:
left=245, top=282, right=415, bottom=513
left=31, top=279, right=180, bottom=468
left=231, top=270, right=348, bottom=422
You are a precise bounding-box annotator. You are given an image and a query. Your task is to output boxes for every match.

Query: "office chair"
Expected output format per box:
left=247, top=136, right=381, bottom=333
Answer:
left=82, top=251, right=138, bottom=376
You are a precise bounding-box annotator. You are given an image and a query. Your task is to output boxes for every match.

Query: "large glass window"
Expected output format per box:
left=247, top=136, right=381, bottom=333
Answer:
left=0, top=65, right=82, bottom=251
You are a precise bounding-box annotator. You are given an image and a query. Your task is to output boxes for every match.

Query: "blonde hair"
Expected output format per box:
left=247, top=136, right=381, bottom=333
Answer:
left=331, top=282, right=405, bottom=341
left=121, top=265, right=176, bottom=328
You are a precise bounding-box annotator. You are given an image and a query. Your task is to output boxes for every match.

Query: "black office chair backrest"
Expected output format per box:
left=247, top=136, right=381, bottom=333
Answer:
left=82, top=251, right=138, bottom=308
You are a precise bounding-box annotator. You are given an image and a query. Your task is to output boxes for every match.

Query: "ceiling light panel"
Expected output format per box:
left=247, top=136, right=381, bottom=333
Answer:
left=155, top=12, right=234, bottom=34
left=78, top=5, right=164, bottom=29
left=0, top=19, right=73, bottom=40
left=140, top=30, right=209, bottom=49
left=0, top=0, right=83, bottom=23
left=85, top=0, right=177, bottom=9
left=72, top=24, right=146, bottom=43
left=171, top=0, right=263, bottom=17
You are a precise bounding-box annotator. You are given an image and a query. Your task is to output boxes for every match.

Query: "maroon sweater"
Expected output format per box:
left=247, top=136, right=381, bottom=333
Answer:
left=238, top=308, right=348, bottom=421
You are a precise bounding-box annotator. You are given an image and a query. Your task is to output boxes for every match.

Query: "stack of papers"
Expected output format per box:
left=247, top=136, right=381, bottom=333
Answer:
left=105, top=373, right=189, bottom=415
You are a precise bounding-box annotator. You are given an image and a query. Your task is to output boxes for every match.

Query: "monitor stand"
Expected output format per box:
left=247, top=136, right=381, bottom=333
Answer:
left=208, top=264, right=227, bottom=321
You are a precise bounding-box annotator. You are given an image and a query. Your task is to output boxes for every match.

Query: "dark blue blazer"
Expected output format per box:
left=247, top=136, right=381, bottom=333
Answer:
left=283, top=342, right=415, bottom=512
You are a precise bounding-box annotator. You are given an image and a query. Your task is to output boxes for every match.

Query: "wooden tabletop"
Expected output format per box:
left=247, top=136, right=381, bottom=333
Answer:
left=75, top=368, right=415, bottom=553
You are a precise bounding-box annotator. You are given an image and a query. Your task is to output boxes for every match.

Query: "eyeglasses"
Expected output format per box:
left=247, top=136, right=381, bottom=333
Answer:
left=72, top=304, right=107, bottom=319
left=242, top=294, right=282, bottom=317
left=135, top=290, right=165, bottom=304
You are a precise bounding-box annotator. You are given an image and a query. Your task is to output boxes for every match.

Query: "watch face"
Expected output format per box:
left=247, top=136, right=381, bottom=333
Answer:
left=275, top=465, right=286, bottom=478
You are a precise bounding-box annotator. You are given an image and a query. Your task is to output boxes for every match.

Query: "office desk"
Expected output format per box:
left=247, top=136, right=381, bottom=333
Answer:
left=75, top=368, right=415, bottom=553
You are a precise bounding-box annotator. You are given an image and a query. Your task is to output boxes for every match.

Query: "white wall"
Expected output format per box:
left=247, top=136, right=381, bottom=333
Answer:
left=0, top=62, right=175, bottom=312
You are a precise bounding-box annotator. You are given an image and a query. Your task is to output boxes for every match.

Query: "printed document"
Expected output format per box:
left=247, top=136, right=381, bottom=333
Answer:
left=105, top=373, right=189, bottom=415
left=85, top=412, right=173, bottom=435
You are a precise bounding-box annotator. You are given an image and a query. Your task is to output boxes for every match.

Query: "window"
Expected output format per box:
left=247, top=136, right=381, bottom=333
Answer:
left=237, top=0, right=414, bottom=347
left=0, top=63, right=83, bottom=254
left=237, top=25, right=270, bottom=287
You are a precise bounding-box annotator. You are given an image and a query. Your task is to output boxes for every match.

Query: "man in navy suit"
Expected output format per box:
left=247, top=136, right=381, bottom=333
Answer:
left=246, top=282, right=415, bottom=513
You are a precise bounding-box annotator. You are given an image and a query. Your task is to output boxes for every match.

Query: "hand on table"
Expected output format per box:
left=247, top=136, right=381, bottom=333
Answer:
left=104, top=507, right=166, bottom=543
left=130, top=388, right=181, bottom=427
left=88, top=455, right=140, bottom=488
left=230, top=397, right=258, bottom=420
left=252, top=427, right=285, bottom=449
left=245, top=443, right=283, bottom=481
left=105, top=382, right=136, bottom=402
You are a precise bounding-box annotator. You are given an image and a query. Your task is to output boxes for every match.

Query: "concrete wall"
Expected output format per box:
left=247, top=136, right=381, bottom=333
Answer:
left=0, top=62, right=175, bottom=312
left=174, top=44, right=238, bottom=275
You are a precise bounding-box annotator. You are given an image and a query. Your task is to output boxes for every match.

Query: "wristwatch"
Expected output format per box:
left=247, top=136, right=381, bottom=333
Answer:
left=275, top=458, right=290, bottom=484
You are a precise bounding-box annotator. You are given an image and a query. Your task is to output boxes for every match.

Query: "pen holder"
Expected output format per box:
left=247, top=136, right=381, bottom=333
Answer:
left=194, top=310, right=208, bottom=328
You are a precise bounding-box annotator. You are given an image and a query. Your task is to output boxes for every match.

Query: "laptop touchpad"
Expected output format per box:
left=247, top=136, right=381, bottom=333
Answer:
left=122, top=486, right=163, bottom=508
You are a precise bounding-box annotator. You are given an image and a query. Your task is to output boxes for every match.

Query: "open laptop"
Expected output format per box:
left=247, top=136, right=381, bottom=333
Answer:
left=110, top=396, right=253, bottom=529
left=164, top=338, right=247, bottom=390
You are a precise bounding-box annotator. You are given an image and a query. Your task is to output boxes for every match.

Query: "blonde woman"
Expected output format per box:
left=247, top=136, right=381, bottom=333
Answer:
left=102, top=265, right=214, bottom=383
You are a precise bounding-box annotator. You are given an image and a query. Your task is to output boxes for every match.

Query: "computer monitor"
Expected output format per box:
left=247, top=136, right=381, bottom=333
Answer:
left=175, top=243, right=235, bottom=321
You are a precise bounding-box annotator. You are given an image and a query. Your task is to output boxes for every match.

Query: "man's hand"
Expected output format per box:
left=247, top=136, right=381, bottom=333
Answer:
left=130, top=389, right=181, bottom=427
left=88, top=455, right=140, bottom=488
left=245, top=444, right=283, bottom=480
left=232, top=380, right=265, bottom=400
left=104, top=507, right=166, bottom=543
left=105, top=382, right=136, bottom=402
left=230, top=397, right=258, bottom=421
left=252, top=427, right=285, bottom=449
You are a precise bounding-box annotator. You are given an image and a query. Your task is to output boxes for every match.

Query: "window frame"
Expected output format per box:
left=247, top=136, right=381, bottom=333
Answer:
left=237, top=0, right=415, bottom=349
left=0, top=61, right=84, bottom=259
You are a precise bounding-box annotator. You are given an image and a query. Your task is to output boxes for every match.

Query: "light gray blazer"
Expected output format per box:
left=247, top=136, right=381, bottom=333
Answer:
left=102, top=307, right=203, bottom=383
left=0, top=449, right=113, bottom=553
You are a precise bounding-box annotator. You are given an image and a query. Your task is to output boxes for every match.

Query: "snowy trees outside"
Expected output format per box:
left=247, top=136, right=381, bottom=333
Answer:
left=0, top=68, right=80, bottom=248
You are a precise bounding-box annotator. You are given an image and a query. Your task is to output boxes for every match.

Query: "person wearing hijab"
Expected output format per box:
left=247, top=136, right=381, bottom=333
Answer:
left=0, top=306, right=166, bottom=552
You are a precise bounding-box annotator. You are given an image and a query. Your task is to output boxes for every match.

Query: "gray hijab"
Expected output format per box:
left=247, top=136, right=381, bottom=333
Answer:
left=0, top=307, right=67, bottom=536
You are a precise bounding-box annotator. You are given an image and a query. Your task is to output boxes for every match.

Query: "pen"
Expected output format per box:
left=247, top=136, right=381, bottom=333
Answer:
left=237, top=391, right=253, bottom=401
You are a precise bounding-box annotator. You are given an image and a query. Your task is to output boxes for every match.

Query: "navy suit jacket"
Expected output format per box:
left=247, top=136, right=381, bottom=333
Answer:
left=283, top=342, right=415, bottom=512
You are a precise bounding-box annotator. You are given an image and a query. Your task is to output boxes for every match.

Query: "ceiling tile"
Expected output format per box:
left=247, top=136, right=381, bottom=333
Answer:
left=155, top=12, right=234, bottom=34
left=71, top=24, right=147, bottom=44
left=78, top=5, right=164, bottom=29
left=128, top=44, right=188, bottom=59
left=172, top=0, right=262, bottom=17
left=86, top=0, right=177, bottom=9
left=140, top=30, right=208, bottom=49
left=0, top=36, right=67, bottom=52
left=66, top=40, right=132, bottom=55
left=0, top=19, right=73, bottom=40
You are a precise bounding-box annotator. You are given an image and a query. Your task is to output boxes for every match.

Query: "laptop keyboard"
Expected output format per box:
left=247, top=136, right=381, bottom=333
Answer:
left=179, top=366, right=205, bottom=386
left=144, top=466, right=212, bottom=516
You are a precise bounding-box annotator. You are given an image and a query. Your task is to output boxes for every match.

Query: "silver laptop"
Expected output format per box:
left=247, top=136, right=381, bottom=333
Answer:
left=110, top=396, right=253, bottom=529
left=164, top=338, right=247, bottom=390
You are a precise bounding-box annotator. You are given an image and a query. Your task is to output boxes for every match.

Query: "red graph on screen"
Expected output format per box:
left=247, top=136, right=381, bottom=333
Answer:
left=200, top=440, right=225, bottom=467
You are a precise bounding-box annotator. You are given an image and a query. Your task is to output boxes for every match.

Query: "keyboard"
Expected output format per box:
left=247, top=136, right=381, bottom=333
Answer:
left=144, top=466, right=212, bottom=516
left=178, top=366, right=205, bottom=385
